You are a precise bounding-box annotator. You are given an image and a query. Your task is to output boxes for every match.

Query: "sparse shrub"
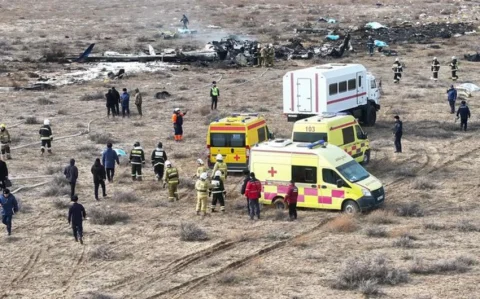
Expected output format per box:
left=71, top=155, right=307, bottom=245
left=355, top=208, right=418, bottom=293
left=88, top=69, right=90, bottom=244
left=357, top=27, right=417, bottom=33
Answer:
left=366, top=210, right=394, bottom=224
left=76, top=291, right=115, bottom=299
left=393, top=236, right=415, bottom=248
left=410, top=256, right=476, bottom=274
left=45, top=165, right=63, bottom=175
left=266, top=231, right=291, bottom=240
left=178, top=86, right=189, bottom=91
left=411, top=178, right=436, bottom=190
left=89, top=245, right=117, bottom=261
left=57, top=109, right=68, bottom=115
left=326, top=215, right=358, bottom=233
left=274, top=210, right=285, bottom=221
left=42, top=46, right=66, bottom=62
left=132, top=122, right=145, bottom=127
left=172, top=152, right=189, bottom=159
left=53, top=174, right=69, bottom=187
left=25, top=116, right=39, bottom=124
left=423, top=222, right=446, bottom=230
left=136, top=36, right=150, bottom=42
left=455, top=220, right=479, bottom=232
left=89, top=132, right=116, bottom=144
left=218, top=273, right=238, bottom=284
left=393, top=166, right=417, bottom=177
left=180, top=223, right=208, bottom=241
left=258, top=107, right=269, bottom=112
left=231, top=78, right=246, bottom=84
left=37, top=97, right=53, bottom=105
left=112, top=191, right=139, bottom=203
left=358, top=279, right=381, bottom=296
left=89, top=208, right=129, bottom=225
left=393, top=202, right=424, bottom=217
left=332, top=255, right=408, bottom=290
left=80, top=91, right=104, bottom=101
left=52, top=199, right=70, bottom=209
left=365, top=226, right=388, bottom=238
left=179, top=178, right=195, bottom=190
left=42, top=185, right=70, bottom=197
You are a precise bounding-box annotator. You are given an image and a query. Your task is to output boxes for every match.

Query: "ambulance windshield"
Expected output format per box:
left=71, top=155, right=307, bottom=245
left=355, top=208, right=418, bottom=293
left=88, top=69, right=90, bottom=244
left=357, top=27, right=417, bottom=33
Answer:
left=336, top=160, right=369, bottom=183
left=292, top=132, right=328, bottom=143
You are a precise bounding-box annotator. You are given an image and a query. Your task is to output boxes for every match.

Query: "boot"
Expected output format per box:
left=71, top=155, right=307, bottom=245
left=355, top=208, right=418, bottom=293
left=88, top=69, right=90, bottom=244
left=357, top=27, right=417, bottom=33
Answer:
left=137, top=177, right=142, bottom=181
left=6, top=153, right=11, bottom=159
left=47, top=149, right=52, bottom=154
left=41, top=148, right=45, bottom=156
left=79, top=237, right=83, bottom=245
left=196, top=211, right=200, bottom=216
left=132, top=176, right=137, bottom=181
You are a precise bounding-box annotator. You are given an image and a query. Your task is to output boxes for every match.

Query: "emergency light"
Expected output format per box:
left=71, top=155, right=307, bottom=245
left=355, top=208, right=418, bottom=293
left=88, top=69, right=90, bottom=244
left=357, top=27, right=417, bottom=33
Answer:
left=307, top=140, right=326, bottom=149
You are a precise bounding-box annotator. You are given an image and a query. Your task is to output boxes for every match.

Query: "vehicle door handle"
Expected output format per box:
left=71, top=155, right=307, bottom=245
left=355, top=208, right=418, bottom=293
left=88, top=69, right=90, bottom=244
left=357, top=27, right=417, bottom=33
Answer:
left=311, top=185, right=316, bottom=188
left=321, top=185, right=327, bottom=189
left=231, top=148, right=234, bottom=153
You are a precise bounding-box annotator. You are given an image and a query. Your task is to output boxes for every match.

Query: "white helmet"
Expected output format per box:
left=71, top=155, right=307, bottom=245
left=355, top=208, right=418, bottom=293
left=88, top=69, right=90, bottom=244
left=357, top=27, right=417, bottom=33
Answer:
left=200, top=172, right=208, bottom=180
left=44, top=119, right=50, bottom=125
left=433, top=57, right=437, bottom=60
left=452, top=56, right=456, bottom=60
left=216, top=154, right=223, bottom=161
left=165, top=160, right=172, bottom=167
left=214, top=170, right=222, bottom=177
left=174, top=108, right=180, bottom=112
left=197, top=158, right=204, bottom=165
left=395, top=58, right=399, bottom=61
left=269, top=43, right=273, bottom=47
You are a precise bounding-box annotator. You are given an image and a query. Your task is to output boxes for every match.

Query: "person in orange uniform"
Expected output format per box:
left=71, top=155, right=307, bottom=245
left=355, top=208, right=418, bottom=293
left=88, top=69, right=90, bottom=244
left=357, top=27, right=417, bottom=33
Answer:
left=172, top=108, right=187, bottom=142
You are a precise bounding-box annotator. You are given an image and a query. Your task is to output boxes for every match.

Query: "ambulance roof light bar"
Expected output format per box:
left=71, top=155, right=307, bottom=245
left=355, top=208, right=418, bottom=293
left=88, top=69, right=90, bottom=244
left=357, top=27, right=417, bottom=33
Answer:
left=230, top=113, right=259, bottom=117
left=307, top=140, right=327, bottom=149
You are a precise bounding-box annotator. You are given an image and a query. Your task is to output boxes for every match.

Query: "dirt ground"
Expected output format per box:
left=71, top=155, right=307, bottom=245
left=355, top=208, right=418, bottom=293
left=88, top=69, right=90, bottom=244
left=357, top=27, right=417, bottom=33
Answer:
left=1, top=0, right=480, bottom=298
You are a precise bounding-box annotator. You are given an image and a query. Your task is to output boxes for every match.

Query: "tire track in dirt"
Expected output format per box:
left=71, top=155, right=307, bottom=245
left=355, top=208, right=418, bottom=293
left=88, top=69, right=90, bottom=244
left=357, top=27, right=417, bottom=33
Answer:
left=10, top=249, right=43, bottom=285
left=140, top=217, right=333, bottom=299
left=62, top=245, right=86, bottom=295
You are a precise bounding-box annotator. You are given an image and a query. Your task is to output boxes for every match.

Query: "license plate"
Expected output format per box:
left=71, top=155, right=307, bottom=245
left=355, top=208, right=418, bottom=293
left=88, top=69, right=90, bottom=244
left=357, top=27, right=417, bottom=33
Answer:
left=377, top=195, right=384, bottom=201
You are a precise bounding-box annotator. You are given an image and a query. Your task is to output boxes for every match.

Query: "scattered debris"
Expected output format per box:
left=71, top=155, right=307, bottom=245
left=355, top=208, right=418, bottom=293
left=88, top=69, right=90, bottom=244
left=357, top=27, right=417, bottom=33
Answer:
left=160, top=31, right=178, bottom=39
left=326, top=35, right=340, bottom=41
left=375, top=40, right=388, bottom=47
left=177, top=28, right=197, bottom=34
left=155, top=91, right=171, bottom=99
left=365, top=22, right=387, bottom=30
left=207, top=25, right=222, bottom=29
left=464, top=52, right=480, bottom=62
left=318, top=17, right=337, bottom=24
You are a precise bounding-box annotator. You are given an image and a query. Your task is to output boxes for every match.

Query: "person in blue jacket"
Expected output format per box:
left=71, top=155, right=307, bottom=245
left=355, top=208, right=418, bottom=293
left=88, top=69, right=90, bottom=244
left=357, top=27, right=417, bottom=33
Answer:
left=0, top=188, right=18, bottom=236
left=447, top=85, right=457, bottom=114
left=102, top=143, right=120, bottom=182
left=120, top=88, right=130, bottom=118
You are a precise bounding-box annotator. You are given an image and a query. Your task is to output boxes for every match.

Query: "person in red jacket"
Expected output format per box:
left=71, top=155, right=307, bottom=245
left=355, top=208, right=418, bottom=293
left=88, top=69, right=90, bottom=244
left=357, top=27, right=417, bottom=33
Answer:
left=285, top=180, right=298, bottom=221
left=245, top=172, right=262, bottom=220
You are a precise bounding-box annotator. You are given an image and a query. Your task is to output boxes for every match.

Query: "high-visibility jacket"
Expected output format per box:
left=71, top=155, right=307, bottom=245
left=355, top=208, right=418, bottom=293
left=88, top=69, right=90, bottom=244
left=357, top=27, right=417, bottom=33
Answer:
left=165, top=167, right=179, bottom=184
left=212, top=162, right=228, bottom=180
left=172, top=113, right=185, bottom=126
left=210, top=87, right=219, bottom=97
left=39, top=125, right=53, bottom=140
left=195, top=180, right=209, bottom=197
left=450, top=61, right=459, bottom=71
left=151, top=148, right=167, bottom=166
left=392, top=63, right=403, bottom=73
left=0, top=129, right=10, bottom=143
left=129, top=147, right=145, bottom=165
left=196, top=165, right=208, bottom=178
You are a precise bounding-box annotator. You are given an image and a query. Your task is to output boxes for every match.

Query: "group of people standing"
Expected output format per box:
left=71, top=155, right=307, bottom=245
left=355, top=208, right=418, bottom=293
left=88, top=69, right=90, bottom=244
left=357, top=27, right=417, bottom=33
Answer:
left=105, top=87, right=143, bottom=118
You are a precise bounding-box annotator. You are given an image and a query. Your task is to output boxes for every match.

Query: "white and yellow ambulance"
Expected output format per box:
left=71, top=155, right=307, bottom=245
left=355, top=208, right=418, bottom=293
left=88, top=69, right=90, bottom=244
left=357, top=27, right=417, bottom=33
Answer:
left=292, top=113, right=371, bottom=164
left=249, top=139, right=384, bottom=213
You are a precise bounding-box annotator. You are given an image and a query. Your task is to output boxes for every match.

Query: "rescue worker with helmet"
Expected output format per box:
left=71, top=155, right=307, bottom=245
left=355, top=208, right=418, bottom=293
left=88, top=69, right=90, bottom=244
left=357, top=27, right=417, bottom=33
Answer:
left=266, top=44, right=275, bottom=67
left=366, top=36, right=374, bottom=56
left=129, top=142, right=145, bottom=181
left=431, top=57, right=440, bottom=81
left=172, top=108, right=187, bottom=142
left=39, top=119, right=53, bottom=155
left=0, top=124, right=11, bottom=160
left=209, top=170, right=226, bottom=213
left=450, top=56, right=459, bottom=81
left=195, top=172, right=209, bottom=216
left=194, top=159, right=208, bottom=178
left=259, top=45, right=267, bottom=67
left=164, top=161, right=179, bottom=201
left=392, top=58, right=403, bottom=83
left=151, top=142, right=167, bottom=181
left=212, top=154, right=227, bottom=181
left=210, top=81, right=220, bottom=110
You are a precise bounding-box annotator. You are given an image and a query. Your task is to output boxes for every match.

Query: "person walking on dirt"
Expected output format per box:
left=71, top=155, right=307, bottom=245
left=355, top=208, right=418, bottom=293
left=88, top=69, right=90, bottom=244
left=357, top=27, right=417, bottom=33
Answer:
left=209, top=170, right=226, bottom=213
left=393, top=115, right=403, bottom=153
left=194, top=159, right=208, bottom=178
left=106, top=89, right=117, bottom=118
left=245, top=172, right=262, bottom=220
left=285, top=180, right=298, bottom=221
left=431, top=57, right=440, bottom=81
left=64, top=158, right=79, bottom=199
left=134, top=88, right=143, bottom=117
left=447, top=85, right=457, bottom=114
left=195, top=172, right=209, bottom=216
left=212, top=154, right=227, bottom=182
left=367, top=36, right=374, bottom=56
left=210, top=81, right=220, bottom=110
left=121, top=88, right=130, bottom=118
left=450, top=56, right=459, bottom=81
left=172, top=108, right=187, bottom=142
left=151, top=142, right=167, bottom=181
left=266, top=44, right=275, bottom=67
left=0, top=189, right=18, bottom=236
left=39, top=119, right=53, bottom=155
left=240, top=169, right=251, bottom=215
left=180, top=14, right=189, bottom=29
left=129, top=142, right=145, bottom=181
left=68, top=195, right=86, bottom=244
left=456, top=100, right=471, bottom=132
left=164, top=161, right=179, bottom=201
left=0, top=157, right=8, bottom=191
left=91, top=158, right=107, bottom=200
left=102, top=143, right=119, bottom=183
left=111, top=87, right=121, bottom=116
left=0, top=124, right=12, bottom=160
left=392, top=58, right=403, bottom=83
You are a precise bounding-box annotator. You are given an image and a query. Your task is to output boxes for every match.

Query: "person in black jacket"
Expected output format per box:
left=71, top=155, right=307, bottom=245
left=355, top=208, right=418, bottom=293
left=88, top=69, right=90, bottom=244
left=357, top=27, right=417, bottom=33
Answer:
left=68, top=195, right=86, bottom=244
left=39, top=119, right=53, bottom=155
left=393, top=115, right=403, bottom=153
left=111, top=87, right=121, bottom=116
left=456, top=100, right=471, bottom=131
left=106, top=89, right=116, bottom=118
left=240, top=169, right=251, bottom=214
left=0, top=157, right=8, bottom=191
left=91, top=158, right=107, bottom=200
left=64, top=158, right=79, bottom=199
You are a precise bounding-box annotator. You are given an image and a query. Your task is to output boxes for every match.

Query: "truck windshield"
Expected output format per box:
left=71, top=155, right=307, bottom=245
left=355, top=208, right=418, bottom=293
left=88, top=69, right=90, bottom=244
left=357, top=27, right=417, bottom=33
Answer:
left=336, top=160, right=370, bottom=183
left=210, top=133, right=246, bottom=147
left=292, top=132, right=328, bottom=143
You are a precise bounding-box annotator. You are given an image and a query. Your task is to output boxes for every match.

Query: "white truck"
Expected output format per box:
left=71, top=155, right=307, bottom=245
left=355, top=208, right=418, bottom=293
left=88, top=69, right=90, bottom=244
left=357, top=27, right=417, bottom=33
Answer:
left=283, top=63, right=380, bottom=125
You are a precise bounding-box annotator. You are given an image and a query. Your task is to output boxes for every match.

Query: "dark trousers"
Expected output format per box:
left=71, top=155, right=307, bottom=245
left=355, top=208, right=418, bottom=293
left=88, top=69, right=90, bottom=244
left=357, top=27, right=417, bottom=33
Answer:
left=106, top=168, right=115, bottom=182
left=248, top=199, right=260, bottom=219
left=107, top=105, right=116, bottom=117
left=122, top=106, right=130, bottom=118
left=115, top=103, right=120, bottom=115
left=2, top=215, right=12, bottom=235
left=72, top=222, right=83, bottom=240
left=94, top=180, right=106, bottom=199
left=433, top=71, right=438, bottom=79
left=449, top=100, right=456, bottom=113
left=394, top=133, right=402, bottom=153
left=131, top=164, right=142, bottom=180
left=136, top=104, right=142, bottom=116
left=394, top=73, right=401, bottom=82
left=0, top=179, right=6, bottom=190
left=368, top=46, right=374, bottom=55
left=154, top=164, right=164, bottom=180
left=460, top=118, right=468, bottom=131
left=211, top=96, right=218, bottom=110
left=452, top=70, right=458, bottom=80
left=211, top=193, right=225, bottom=209
left=1, top=143, right=10, bottom=155
left=70, top=182, right=76, bottom=198
left=41, top=140, right=52, bottom=152
left=246, top=198, right=250, bottom=214
left=288, top=202, right=297, bottom=220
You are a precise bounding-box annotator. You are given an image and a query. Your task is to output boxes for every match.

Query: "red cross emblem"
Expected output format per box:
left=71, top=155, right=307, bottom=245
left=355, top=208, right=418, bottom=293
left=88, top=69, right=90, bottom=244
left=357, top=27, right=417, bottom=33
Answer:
left=268, top=167, right=277, bottom=177
left=233, top=154, right=240, bottom=161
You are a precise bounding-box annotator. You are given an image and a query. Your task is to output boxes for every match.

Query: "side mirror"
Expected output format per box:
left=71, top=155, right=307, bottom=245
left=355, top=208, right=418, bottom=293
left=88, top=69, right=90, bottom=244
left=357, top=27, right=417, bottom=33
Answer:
left=336, top=179, right=344, bottom=188
left=362, top=132, right=368, bottom=139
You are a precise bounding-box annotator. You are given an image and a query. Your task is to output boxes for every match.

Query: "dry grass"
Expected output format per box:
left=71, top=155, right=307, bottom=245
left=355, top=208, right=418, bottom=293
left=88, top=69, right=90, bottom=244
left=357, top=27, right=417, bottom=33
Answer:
left=393, top=202, right=425, bottom=217
left=410, top=256, right=476, bottom=274
left=411, top=177, right=436, bottom=190
left=37, top=97, right=54, bottom=105
left=326, top=215, right=358, bottom=233
left=52, top=199, right=71, bottom=209
left=45, top=165, right=63, bottom=175
left=89, top=132, right=117, bottom=144
left=455, top=220, right=480, bottom=232
left=365, top=210, right=395, bottom=224
left=89, top=208, right=129, bottom=225
left=365, top=226, right=388, bottom=238
left=89, top=245, right=118, bottom=261
left=179, top=223, right=208, bottom=241
left=25, top=116, right=39, bottom=124
left=80, top=91, right=104, bottom=101
left=392, top=236, right=415, bottom=248
left=112, top=191, right=139, bottom=203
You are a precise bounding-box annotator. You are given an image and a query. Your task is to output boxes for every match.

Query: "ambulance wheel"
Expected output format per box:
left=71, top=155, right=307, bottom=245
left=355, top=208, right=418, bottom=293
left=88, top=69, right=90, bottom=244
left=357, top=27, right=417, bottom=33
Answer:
left=364, top=104, right=377, bottom=126
left=342, top=200, right=359, bottom=214
left=361, top=150, right=371, bottom=165
left=273, top=197, right=285, bottom=210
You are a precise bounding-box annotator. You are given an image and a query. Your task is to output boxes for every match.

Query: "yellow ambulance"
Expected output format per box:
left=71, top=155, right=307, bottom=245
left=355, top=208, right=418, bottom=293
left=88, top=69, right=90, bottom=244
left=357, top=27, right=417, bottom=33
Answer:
left=249, top=139, right=384, bottom=213
left=292, top=113, right=371, bottom=164
left=207, top=113, right=272, bottom=172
